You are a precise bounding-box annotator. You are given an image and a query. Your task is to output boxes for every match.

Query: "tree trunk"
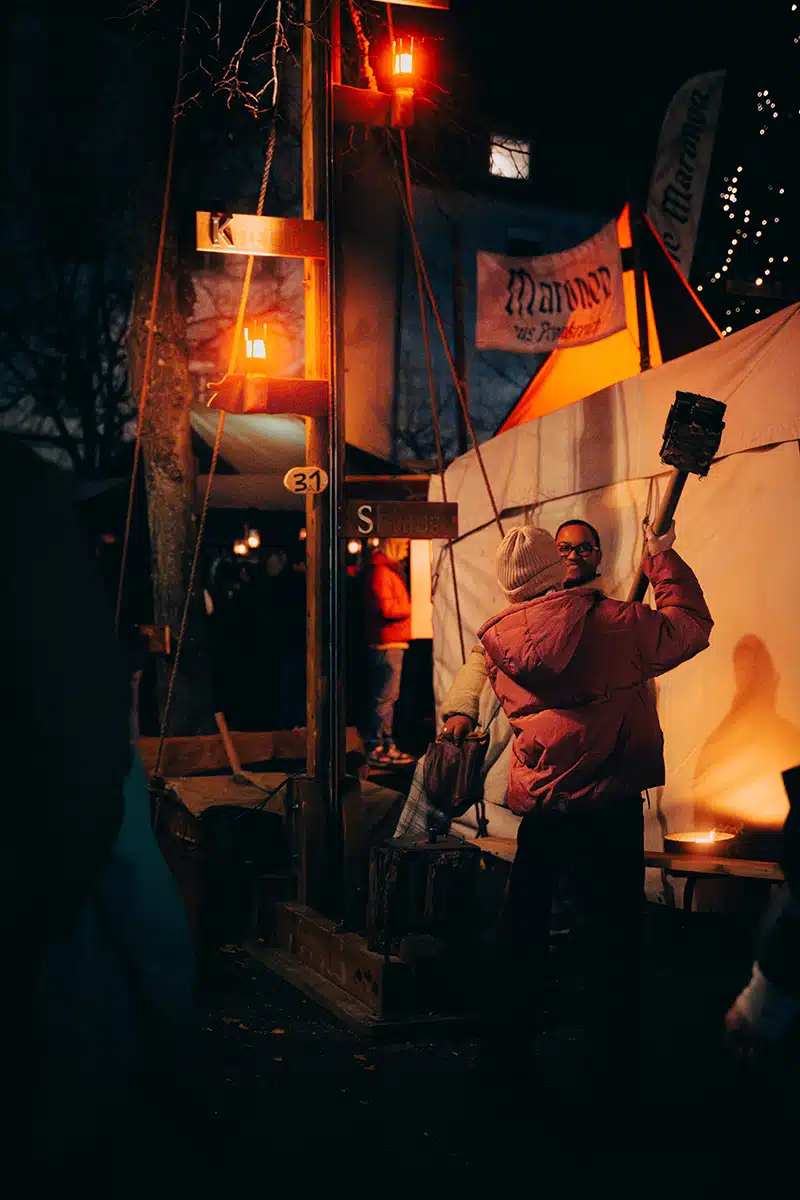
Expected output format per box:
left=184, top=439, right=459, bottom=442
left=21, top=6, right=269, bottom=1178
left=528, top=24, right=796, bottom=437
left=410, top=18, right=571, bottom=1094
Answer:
left=128, top=201, right=213, bottom=738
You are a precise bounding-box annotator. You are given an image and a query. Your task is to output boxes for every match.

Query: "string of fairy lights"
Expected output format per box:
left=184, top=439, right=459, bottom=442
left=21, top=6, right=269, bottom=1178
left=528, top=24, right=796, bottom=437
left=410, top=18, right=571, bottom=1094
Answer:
left=695, top=3, right=797, bottom=335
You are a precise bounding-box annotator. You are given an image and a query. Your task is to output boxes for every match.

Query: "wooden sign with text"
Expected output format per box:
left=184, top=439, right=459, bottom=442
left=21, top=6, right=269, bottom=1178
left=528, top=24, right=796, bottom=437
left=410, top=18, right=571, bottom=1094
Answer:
left=345, top=501, right=458, bottom=540
left=196, top=212, right=327, bottom=259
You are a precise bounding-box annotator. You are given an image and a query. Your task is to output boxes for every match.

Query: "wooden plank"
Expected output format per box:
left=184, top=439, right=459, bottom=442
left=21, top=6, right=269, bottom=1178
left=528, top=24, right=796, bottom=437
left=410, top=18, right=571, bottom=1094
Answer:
left=248, top=944, right=386, bottom=1032
left=345, top=475, right=430, bottom=501
left=645, top=850, right=784, bottom=882
left=246, top=944, right=475, bottom=1039
left=273, top=901, right=413, bottom=1016
left=196, top=212, right=327, bottom=259
left=473, top=836, right=517, bottom=861
left=207, top=375, right=329, bottom=418
left=138, top=726, right=364, bottom=777
left=333, top=84, right=392, bottom=128
left=165, top=772, right=290, bottom=816
left=345, top=500, right=458, bottom=539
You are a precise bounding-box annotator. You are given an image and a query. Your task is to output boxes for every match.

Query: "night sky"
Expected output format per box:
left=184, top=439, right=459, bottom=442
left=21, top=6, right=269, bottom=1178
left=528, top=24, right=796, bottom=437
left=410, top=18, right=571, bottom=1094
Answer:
left=1, top=0, right=797, bottom=434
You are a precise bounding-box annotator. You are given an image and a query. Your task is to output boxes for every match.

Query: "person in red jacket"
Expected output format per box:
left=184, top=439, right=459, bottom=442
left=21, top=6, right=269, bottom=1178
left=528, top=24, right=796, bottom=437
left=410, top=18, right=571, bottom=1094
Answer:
left=475, top=520, right=713, bottom=1104
left=362, top=538, right=415, bottom=767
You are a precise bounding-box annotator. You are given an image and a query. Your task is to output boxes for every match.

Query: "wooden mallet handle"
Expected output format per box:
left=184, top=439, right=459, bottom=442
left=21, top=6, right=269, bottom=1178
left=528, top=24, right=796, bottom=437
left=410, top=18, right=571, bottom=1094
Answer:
left=627, top=392, right=726, bottom=605
left=627, top=470, right=687, bottom=604
left=214, top=711, right=243, bottom=777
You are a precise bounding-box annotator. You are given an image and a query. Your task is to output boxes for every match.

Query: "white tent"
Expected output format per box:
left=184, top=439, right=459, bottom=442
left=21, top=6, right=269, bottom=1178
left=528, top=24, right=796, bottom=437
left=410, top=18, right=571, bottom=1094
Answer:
left=429, top=305, right=800, bottom=891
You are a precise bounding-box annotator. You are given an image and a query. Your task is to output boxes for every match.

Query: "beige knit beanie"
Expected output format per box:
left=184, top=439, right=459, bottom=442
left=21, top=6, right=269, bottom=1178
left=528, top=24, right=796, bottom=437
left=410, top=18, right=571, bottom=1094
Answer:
left=495, top=525, right=566, bottom=603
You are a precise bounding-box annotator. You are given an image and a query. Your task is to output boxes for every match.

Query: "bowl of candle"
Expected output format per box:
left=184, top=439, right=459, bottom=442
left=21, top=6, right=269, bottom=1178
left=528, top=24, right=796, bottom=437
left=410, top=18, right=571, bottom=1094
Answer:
left=663, top=830, right=738, bottom=857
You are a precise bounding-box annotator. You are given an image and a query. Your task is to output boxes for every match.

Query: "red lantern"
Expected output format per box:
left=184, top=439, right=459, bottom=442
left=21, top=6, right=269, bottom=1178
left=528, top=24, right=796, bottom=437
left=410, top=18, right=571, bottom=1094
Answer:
left=392, top=37, right=415, bottom=88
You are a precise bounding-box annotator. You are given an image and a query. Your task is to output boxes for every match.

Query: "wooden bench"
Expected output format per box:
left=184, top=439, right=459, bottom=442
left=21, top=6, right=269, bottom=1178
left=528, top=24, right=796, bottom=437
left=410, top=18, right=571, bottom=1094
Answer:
left=138, top=726, right=364, bottom=778
left=644, top=850, right=785, bottom=911
left=457, top=840, right=786, bottom=914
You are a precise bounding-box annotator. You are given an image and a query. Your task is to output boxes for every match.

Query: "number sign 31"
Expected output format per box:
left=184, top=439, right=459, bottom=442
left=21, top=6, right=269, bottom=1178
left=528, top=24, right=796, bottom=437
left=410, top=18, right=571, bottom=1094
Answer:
left=282, top=466, right=329, bottom=495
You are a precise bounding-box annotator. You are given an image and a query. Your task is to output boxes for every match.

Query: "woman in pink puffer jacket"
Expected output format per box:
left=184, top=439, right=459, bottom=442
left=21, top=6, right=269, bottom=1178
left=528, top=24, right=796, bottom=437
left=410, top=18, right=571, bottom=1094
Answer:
left=475, top=521, right=713, bottom=1107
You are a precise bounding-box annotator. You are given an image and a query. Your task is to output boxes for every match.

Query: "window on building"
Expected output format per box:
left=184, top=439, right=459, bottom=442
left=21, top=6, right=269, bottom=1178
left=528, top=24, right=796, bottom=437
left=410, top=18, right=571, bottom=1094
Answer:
left=489, top=135, right=531, bottom=180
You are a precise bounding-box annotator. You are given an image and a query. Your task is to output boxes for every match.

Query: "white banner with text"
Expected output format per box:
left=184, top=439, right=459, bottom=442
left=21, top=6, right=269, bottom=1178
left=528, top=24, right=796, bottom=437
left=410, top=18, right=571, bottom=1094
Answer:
left=476, top=219, right=626, bottom=353
left=647, top=70, right=726, bottom=280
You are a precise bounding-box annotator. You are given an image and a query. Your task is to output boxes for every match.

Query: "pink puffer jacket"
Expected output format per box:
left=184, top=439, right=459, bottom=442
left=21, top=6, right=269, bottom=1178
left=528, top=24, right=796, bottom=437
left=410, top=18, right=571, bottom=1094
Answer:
left=477, top=549, right=713, bottom=815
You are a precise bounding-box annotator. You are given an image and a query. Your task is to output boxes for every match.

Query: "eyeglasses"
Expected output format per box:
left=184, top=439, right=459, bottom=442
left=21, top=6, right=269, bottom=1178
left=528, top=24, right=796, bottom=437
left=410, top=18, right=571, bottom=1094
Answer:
left=556, top=541, right=597, bottom=558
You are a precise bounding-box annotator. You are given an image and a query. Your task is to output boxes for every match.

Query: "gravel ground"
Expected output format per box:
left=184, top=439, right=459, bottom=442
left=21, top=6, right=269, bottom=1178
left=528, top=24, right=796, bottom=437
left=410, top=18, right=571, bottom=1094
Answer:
left=128, top=904, right=793, bottom=1196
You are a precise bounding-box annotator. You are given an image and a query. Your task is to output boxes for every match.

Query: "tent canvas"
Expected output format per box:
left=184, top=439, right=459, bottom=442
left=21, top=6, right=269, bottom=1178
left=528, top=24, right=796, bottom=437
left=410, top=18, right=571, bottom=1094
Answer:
left=429, top=304, right=800, bottom=893
left=497, top=208, right=721, bottom=432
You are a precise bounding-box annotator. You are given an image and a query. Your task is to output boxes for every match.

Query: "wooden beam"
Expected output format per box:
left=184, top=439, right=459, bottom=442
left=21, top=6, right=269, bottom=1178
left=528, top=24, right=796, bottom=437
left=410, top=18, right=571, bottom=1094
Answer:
left=344, top=499, right=458, bottom=538
left=207, top=374, right=329, bottom=417
left=645, top=850, right=784, bottom=882
left=138, top=726, right=364, bottom=778
left=196, top=212, right=327, bottom=259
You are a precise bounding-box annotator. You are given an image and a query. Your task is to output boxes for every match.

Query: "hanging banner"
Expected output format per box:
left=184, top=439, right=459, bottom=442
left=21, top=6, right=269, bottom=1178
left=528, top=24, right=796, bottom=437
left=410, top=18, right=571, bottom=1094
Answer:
left=476, top=219, right=625, bottom=354
left=647, top=70, right=726, bottom=280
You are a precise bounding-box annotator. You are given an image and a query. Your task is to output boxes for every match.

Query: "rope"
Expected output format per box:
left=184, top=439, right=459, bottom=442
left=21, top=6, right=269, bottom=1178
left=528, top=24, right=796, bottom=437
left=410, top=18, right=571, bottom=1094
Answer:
left=115, top=0, right=192, bottom=636
left=210, top=119, right=278, bottom=391
left=154, top=74, right=281, bottom=774
left=348, top=0, right=379, bottom=91
left=398, top=126, right=466, bottom=664
left=153, top=410, right=225, bottom=775
left=388, top=137, right=505, bottom=539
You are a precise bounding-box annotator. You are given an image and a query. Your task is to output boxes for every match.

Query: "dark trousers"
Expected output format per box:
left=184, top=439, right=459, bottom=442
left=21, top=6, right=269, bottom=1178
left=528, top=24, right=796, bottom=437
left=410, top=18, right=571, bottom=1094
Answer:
left=364, top=646, right=405, bottom=748
left=483, top=796, right=644, bottom=1089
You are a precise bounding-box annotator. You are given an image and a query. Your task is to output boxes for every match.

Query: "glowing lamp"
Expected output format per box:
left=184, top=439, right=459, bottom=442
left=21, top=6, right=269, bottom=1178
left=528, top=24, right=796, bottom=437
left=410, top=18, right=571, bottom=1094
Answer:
left=347, top=539, right=362, bottom=555
left=233, top=538, right=248, bottom=557
left=392, top=37, right=415, bottom=85
left=246, top=527, right=261, bottom=550
left=298, top=527, right=308, bottom=542
left=368, top=537, right=380, bottom=548
left=663, top=830, right=738, bottom=857
left=244, top=323, right=267, bottom=361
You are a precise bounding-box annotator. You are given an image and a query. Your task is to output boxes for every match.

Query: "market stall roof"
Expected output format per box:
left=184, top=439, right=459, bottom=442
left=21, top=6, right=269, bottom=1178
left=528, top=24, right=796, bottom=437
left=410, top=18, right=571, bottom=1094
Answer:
left=190, top=409, right=414, bottom=510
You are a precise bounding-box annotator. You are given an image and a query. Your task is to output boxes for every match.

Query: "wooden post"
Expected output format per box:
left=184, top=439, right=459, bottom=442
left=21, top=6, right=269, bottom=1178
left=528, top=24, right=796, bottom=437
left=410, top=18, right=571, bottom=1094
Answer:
left=327, top=0, right=347, bottom=908
left=303, top=0, right=329, bottom=782
left=300, top=0, right=330, bottom=908
left=300, top=0, right=346, bottom=914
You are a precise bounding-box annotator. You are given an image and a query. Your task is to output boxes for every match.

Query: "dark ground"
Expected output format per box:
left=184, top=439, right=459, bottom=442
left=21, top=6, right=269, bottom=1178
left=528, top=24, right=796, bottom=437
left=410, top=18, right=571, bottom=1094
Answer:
left=118, top=901, right=795, bottom=1198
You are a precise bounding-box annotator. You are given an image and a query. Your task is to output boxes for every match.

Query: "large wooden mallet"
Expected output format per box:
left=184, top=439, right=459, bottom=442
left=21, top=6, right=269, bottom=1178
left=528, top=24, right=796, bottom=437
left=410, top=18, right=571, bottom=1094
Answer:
left=628, top=391, right=727, bottom=603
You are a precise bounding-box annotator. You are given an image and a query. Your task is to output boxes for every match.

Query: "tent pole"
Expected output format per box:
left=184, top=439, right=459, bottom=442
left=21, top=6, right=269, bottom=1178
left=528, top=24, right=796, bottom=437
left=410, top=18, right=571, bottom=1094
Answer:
left=632, top=202, right=652, bottom=374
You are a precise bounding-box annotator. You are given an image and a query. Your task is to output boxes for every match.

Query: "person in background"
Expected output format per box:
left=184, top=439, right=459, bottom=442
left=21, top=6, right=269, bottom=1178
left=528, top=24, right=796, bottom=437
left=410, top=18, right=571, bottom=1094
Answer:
left=394, top=520, right=607, bottom=838
left=0, top=437, right=192, bottom=1186
left=441, top=520, right=605, bottom=745
left=725, top=764, right=800, bottom=1055
left=362, top=537, right=415, bottom=768
left=474, top=519, right=712, bottom=1104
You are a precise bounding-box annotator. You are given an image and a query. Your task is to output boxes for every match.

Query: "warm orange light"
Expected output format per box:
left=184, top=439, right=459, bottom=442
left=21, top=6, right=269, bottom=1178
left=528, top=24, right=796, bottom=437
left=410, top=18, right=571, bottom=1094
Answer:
left=298, top=527, right=308, bottom=541
left=233, top=539, right=248, bottom=556
left=671, top=830, right=735, bottom=845
left=347, top=540, right=362, bottom=555
left=244, top=323, right=267, bottom=361
left=392, top=37, right=415, bottom=83
left=246, top=527, right=261, bottom=550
